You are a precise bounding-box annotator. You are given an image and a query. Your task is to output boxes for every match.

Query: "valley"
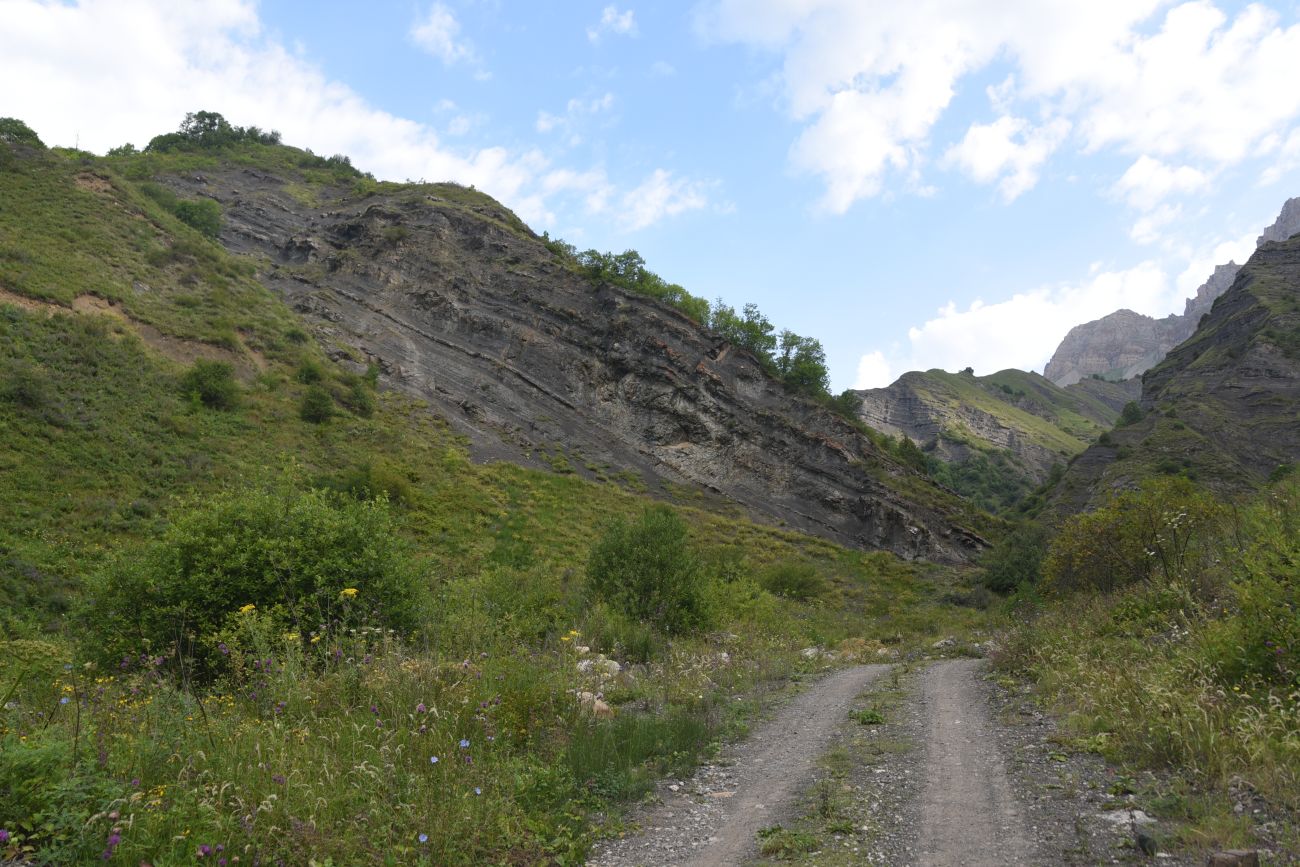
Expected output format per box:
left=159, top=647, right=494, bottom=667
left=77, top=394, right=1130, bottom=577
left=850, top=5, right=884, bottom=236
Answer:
left=2, top=116, right=1298, bottom=865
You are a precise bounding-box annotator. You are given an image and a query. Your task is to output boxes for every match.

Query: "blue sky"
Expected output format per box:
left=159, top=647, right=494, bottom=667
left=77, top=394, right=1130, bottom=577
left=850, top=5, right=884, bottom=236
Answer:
left=5, top=0, right=1300, bottom=390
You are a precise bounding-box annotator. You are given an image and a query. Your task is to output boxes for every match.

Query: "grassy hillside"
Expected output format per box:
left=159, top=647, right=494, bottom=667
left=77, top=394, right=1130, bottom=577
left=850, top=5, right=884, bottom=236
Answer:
left=0, top=133, right=992, bottom=863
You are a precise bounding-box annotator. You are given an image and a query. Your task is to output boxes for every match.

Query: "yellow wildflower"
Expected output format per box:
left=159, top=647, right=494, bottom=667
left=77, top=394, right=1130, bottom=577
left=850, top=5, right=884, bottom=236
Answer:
left=339, top=587, right=359, bottom=599
left=239, top=603, right=256, bottom=615
left=283, top=632, right=299, bottom=642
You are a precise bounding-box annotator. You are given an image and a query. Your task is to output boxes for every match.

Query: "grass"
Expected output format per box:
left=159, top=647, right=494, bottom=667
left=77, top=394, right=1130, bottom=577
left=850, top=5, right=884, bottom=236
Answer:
left=0, top=139, right=993, bottom=864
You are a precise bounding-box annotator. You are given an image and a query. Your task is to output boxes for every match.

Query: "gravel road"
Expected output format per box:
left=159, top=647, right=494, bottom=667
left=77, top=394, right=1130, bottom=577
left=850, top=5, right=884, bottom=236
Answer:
left=588, top=664, right=890, bottom=866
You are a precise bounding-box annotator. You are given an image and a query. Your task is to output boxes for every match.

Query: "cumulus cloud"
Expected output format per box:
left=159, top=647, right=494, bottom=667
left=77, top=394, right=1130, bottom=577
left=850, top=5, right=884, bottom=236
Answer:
left=535, top=92, right=615, bottom=141
left=618, top=170, right=710, bottom=231
left=410, top=3, right=478, bottom=67
left=856, top=262, right=1179, bottom=379
left=1112, top=155, right=1211, bottom=211
left=588, top=6, right=638, bottom=43
left=944, top=116, right=1070, bottom=201
left=697, top=0, right=1300, bottom=212
left=854, top=350, right=893, bottom=389
left=0, top=0, right=706, bottom=233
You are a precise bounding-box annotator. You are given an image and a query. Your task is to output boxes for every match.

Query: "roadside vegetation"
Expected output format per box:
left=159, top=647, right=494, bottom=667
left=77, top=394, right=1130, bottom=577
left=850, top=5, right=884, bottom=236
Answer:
left=0, top=120, right=990, bottom=865
left=993, top=477, right=1300, bottom=852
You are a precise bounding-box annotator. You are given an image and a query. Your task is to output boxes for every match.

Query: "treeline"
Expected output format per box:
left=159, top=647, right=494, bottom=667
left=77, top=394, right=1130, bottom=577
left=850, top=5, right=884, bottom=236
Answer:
left=543, top=234, right=864, bottom=416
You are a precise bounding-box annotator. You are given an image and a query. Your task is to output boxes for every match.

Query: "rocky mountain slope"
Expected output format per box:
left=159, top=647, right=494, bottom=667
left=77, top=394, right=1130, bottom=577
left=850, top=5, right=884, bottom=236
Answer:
left=850, top=368, right=1136, bottom=511
left=1044, top=197, right=1300, bottom=386
left=1050, top=230, right=1300, bottom=513
left=149, top=163, right=986, bottom=561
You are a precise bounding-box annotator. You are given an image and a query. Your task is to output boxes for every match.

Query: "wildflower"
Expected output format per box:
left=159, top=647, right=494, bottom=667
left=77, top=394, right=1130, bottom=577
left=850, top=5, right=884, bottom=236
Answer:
left=239, top=604, right=256, bottom=615
left=430, top=755, right=439, bottom=764
left=418, top=834, right=428, bottom=844
left=459, top=738, right=470, bottom=749
left=60, top=696, right=70, bottom=705
left=0, top=829, right=9, bottom=843
left=310, top=634, right=321, bottom=644
left=474, top=787, right=482, bottom=795
left=416, top=702, right=426, bottom=713
left=131, top=778, right=140, bottom=788
left=340, top=587, right=359, bottom=599
left=272, top=774, right=286, bottom=786
left=283, top=632, right=299, bottom=642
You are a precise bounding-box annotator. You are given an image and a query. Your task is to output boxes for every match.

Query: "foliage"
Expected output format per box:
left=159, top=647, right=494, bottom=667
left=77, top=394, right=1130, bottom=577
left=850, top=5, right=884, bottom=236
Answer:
left=586, top=505, right=712, bottom=634
left=299, top=383, right=335, bottom=422
left=1042, top=477, right=1224, bottom=595
left=774, top=330, right=831, bottom=396
left=171, top=197, right=222, bottom=238
left=145, top=110, right=281, bottom=153
left=1118, top=400, right=1145, bottom=426
left=80, top=485, right=425, bottom=675
left=0, top=117, right=44, bottom=148
left=760, top=562, right=829, bottom=601
left=179, top=359, right=239, bottom=410
left=710, top=300, right=777, bottom=358
left=979, top=523, right=1049, bottom=592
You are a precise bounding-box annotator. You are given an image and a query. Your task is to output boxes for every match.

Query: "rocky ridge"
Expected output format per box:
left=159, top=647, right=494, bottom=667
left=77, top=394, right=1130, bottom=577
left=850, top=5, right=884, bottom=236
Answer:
left=1051, top=231, right=1300, bottom=513
left=1044, top=197, right=1300, bottom=386
left=162, top=168, right=986, bottom=562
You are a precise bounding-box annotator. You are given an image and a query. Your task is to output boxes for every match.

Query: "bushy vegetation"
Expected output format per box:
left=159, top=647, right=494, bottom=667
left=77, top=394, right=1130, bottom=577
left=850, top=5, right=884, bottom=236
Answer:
left=145, top=110, right=282, bottom=153
left=82, top=485, right=426, bottom=676
left=587, top=505, right=713, bottom=635
left=179, top=359, right=239, bottom=409
left=0, top=117, right=43, bottom=148
left=1000, top=478, right=1300, bottom=848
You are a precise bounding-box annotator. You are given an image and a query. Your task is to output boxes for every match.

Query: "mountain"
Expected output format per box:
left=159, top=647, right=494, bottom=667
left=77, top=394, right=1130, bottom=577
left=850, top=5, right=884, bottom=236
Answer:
left=0, top=134, right=993, bottom=562
left=1050, top=229, right=1300, bottom=513
left=1044, top=197, right=1300, bottom=386
left=850, top=368, right=1136, bottom=511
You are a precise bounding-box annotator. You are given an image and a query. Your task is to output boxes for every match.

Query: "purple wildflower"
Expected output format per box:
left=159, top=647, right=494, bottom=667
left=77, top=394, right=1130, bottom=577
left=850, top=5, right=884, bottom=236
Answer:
left=416, top=702, right=426, bottom=713
left=272, top=774, right=286, bottom=786
left=430, top=755, right=439, bottom=764
left=418, top=833, right=428, bottom=843
left=474, top=787, right=482, bottom=795
left=0, top=829, right=9, bottom=843
left=459, top=738, right=470, bottom=749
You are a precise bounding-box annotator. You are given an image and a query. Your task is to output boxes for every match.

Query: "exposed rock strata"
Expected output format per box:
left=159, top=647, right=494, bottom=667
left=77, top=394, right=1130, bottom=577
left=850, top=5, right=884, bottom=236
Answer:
left=164, top=169, right=986, bottom=562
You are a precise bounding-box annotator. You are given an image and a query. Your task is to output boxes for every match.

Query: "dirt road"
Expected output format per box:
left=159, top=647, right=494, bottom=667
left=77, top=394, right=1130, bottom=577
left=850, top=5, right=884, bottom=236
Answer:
left=588, top=664, right=890, bottom=866
left=916, top=659, right=1038, bottom=865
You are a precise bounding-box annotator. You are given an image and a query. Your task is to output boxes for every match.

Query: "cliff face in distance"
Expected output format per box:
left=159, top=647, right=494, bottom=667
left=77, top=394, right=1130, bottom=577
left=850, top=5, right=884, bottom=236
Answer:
left=1050, top=230, right=1300, bottom=514
left=159, top=167, right=988, bottom=562
left=1044, top=197, right=1300, bottom=386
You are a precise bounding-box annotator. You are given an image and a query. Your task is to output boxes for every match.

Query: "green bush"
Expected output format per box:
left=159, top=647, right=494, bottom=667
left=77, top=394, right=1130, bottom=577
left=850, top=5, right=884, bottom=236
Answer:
left=172, top=198, right=222, bottom=239
left=299, top=384, right=335, bottom=422
left=586, top=505, right=712, bottom=635
left=1043, top=477, right=1223, bottom=596
left=81, top=486, right=425, bottom=676
left=179, top=359, right=239, bottom=410
left=979, top=523, right=1048, bottom=593
left=759, top=562, right=828, bottom=601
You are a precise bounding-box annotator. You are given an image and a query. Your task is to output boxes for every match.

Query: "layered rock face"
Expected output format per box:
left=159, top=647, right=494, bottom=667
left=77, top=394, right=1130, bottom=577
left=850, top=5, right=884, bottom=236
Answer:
left=163, top=169, right=985, bottom=562
left=1044, top=197, right=1300, bottom=386
left=1051, top=232, right=1300, bottom=513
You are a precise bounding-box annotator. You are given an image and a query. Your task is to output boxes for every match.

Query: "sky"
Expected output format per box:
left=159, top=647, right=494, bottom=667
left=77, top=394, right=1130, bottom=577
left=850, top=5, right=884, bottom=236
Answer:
left=4, top=0, right=1300, bottom=391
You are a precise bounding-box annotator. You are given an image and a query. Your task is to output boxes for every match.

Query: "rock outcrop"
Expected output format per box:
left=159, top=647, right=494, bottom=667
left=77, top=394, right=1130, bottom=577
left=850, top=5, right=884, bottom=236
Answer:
left=1051, top=231, right=1300, bottom=513
left=1044, top=197, right=1300, bottom=386
left=161, top=169, right=987, bottom=562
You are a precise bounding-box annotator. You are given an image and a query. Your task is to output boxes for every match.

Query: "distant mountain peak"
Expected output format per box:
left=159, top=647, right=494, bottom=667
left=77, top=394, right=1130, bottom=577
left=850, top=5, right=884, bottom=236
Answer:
left=1044, top=196, right=1300, bottom=386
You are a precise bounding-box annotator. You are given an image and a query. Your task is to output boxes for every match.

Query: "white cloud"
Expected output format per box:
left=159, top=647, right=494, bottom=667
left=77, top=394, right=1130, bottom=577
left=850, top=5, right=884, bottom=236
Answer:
left=588, top=6, right=638, bottom=43
left=698, top=0, right=1300, bottom=213
left=1175, top=229, right=1257, bottom=296
left=0, top=0, right=703, bottom=234
left=854, top=350, right=893, bottom=389
left=618, top=169, right=710, bottom=231
left=1111, top=155, right=1210, bottom=211
left=410, top=3, right=477, bottom=67
left=651, top=60, right=677, bottom=77
left=535, top=92, right=615, bottom=142
left=944, top=116, right=1070, bottom=201
left=1129, top=203, right=1183, bottom=245
left=862, top=262, right=1178, bottom=378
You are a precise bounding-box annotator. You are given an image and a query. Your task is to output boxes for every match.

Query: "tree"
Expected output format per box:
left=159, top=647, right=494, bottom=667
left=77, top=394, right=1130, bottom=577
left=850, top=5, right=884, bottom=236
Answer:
left=710, top=301, right=777, bottom=361
left=774, top=330, right=830, bottom=396
left=0, top=117, right=44, bottom=147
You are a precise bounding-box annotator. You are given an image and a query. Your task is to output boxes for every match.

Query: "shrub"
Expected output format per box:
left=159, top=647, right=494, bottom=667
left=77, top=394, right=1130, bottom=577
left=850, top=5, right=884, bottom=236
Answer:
left=586, top=505, right=712, bottom=635
left=172, top=198, right=222, bottom=239
left=979, top=523, right=1049, bottom=593
left=1042, top=477, right=1223, bottom=596
left=179, top=359, right=239, bottom=410
left=759, top=561, right=828, bottom=601
left=81, top=486, right=425, bottom=676
left=295, top=358, right=325, bottom=384
left=1118, top=401, right=1145, bottom=426
left=299, top=384, right=334, bottom=422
